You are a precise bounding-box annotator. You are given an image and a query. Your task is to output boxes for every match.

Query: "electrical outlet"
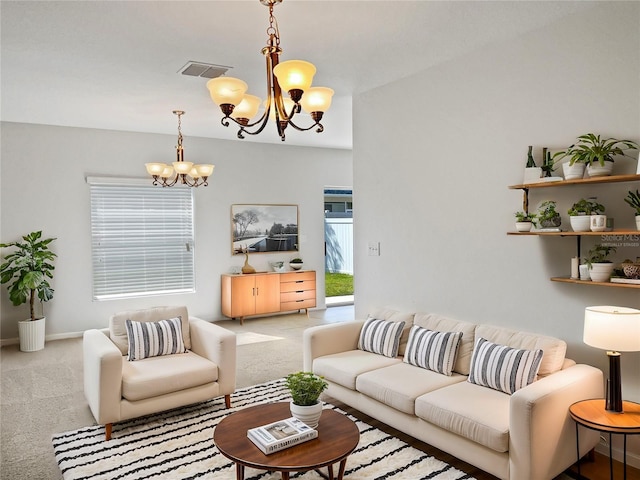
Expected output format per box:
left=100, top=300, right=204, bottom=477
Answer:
left=368, top=242, right=380, bottom=256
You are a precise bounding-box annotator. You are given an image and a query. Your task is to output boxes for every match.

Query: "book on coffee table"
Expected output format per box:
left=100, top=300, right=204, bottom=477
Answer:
left=247, top=417, right=318, bottom=455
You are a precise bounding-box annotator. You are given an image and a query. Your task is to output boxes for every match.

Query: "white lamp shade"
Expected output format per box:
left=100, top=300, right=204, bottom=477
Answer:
left=145, top=163, right=166, bottom=176
left=300, top=87, right=334, bottom=113
left=160, top=165, right=174, bottom=178
left=584, top=306, right=640, bottom=352
left=173, top=161, right=193, bottom=174
left=195, top=164, right=215, bottom=177
left=273, top=60, right=316, bottom=92
left=206, top=77, right=248, bottom=106
left=231, top=94, right=261, bottom=120
left=265, top=98, right=295, bottom=120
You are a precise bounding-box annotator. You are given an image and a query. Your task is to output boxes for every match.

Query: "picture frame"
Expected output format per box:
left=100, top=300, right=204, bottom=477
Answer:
left=231, top=204, right=299, bottom=255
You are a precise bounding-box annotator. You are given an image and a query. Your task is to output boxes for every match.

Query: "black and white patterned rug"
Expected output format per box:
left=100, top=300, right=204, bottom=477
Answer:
left=52, top=379, right=475, bottom=480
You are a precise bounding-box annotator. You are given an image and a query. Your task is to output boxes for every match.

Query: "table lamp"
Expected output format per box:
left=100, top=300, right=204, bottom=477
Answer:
left=583, top=306, right=640, bottom=413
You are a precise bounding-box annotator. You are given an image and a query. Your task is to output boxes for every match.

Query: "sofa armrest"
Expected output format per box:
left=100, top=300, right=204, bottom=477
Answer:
left=83, top=329, right=123, bottom=425
left=509, top=363, right=603, bottom=480
left=189, top=318, right=236, bottom=396
left=303, top=321, right=365, bottom=371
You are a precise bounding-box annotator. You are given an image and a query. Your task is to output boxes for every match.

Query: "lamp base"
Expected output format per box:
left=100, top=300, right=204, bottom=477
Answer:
left=605, top=351, right=622, bottom=413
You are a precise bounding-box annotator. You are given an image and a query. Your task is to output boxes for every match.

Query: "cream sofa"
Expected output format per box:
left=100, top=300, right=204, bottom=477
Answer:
left=303, top=308, right=603, bottom=480
left=83, top=306, right=236, bottom=440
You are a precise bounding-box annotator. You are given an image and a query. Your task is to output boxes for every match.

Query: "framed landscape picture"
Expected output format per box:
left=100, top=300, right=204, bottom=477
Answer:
left=231, top=204, right=299, bottom=255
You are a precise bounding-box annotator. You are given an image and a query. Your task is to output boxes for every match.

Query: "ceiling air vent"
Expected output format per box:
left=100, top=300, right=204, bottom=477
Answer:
left=178, top=61, right=231, bottom=79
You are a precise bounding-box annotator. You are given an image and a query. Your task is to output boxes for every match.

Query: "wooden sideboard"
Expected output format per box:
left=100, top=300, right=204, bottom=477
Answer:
left=221, top=270, right=316, bottom=324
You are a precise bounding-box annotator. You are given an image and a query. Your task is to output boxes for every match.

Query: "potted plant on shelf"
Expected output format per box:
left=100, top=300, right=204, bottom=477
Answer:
left=514, top=211, right=536, bottom=232
left=552, top=133, right=639, bottom=178
left=0, top=231, right=56, bottom=352
left=567, top=198, right=605, bottom=232
left=289, top=257, right=304, bottom=270
left=535, top=201, right=561, bottom=229
left=584, top=244, right=617, bottom=283
left=624, top=189, right=640, bottom=231
left=285, top=371, right=328, bottom=428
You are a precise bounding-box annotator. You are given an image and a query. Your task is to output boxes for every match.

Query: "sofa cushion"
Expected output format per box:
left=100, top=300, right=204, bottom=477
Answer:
left=403, top=326, right=462, bottom=376
left=468, top=337, right=543, bottom=394
left=125, top=317, right=187, bottom=361
left=121, top=350, right=218, bottom=401
left=356, top=363, right=467, bottom=414
left=110, top=306, right=191, bottom=355
left=413, top=313, right=477, bottom=375
left=313, top=350, right=402, bottom=390
left=358, top=317, right=406, bottom=358
left=415, top=381, right=511, bottom=453
left=475, top=324, right=566, bottom=376
left=368, top=308, right=414, bottom=355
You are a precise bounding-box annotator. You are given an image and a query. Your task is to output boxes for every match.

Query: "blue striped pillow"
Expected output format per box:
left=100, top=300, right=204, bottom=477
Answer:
left=403, top=326, right=462, bottom=376
left=125, top=317, right=187, bottom=361
left=468, top=337, right=543, bottom=394
left=357, top=317, right=405, bottom=358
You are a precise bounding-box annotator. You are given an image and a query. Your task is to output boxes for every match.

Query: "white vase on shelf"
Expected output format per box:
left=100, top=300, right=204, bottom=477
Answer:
left=562, top=163, right=586, bottom=180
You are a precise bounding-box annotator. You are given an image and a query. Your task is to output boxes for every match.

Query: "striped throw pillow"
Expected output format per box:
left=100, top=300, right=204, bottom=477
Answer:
left=357, top=317, right=405, bottom=358
left=468, top=337, right=543, bottom=395
left=125, top=317, right=187, bottom=361
left=403, top=326, right=462, bottom=376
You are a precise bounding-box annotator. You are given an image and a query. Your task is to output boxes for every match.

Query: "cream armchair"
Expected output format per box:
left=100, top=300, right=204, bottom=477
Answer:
left=83, top=306, right=236, bottom=440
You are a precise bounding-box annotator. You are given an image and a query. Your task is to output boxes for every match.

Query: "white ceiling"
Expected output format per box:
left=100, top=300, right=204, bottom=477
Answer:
left=1, top=1, right=594, bottom=150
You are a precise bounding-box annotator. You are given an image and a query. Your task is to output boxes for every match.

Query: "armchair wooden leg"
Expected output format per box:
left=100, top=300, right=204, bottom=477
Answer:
left=105, top=423, right=112, bottom=441
left=225, top=394, right=231, bottom=409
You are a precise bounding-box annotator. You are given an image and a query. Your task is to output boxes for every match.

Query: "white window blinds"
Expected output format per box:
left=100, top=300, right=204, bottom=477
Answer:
left=90, top=184, right=195, bottom=300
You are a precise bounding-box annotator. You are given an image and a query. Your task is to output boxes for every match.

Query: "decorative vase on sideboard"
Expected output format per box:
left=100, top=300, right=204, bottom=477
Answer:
left=18, top=317, right=46, bottom=352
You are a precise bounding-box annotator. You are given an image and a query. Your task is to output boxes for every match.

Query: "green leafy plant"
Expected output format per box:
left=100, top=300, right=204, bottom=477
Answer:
left=624, top=189, right=640, bottom=216
left=0, top=231, right=56, bottom=321
left=285, top=371, right=328, bottom=406
left=584, top=244, right=617, bottom=267
left=552, top=134, right=639, bottom=167
left=290, top=257, right=303, bottom=263
left=568, top=198, right=605, bottom=216
left=535, top=200, right=561, bottom=228
left=514, top=211, right=536, bottom=222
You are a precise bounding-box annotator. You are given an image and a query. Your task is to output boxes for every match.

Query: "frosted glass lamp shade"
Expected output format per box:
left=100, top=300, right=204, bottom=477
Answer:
left=231, top=94, right=261, bottom=120
left=266, top=98, right=295, bottom=120
left=160, top=166, right=174, bottom=178
left=273, top=60, right=316, bottom=92
left=207, top=77, right=248, bottom=107
left=300, top=87, right=334, bottom=113
left=146, top=163, right=166, bottom=176
left=584, top=306, right=640, bottom=352
left=189, top=167, right=201, bottom=179
left=195, top=164, right=215, bottom=177
left=173, top=161, right=193, bottom=174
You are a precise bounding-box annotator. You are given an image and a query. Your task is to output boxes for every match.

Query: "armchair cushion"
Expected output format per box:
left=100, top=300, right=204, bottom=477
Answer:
left=121, top=350, right=218, bottom=401
left=125, top=317, right=186, bottom=361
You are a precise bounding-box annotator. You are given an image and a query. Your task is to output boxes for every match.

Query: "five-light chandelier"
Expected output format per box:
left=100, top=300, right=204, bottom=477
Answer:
left=206, top=0, right=334, bottom=141
left=145, top=110, right=215, bottom=187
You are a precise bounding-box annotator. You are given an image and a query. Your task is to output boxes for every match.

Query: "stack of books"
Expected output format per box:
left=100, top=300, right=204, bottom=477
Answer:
left=247, top=417, right=318, bottom=454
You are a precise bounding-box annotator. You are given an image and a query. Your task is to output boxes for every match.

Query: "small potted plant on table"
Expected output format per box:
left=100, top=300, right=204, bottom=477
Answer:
left=624, top=189, right=640, bottom=231
left=285, top=371, right=328, bottom=428
left=568, top=198, right=605, bottom=232
left=289, top=257, right=304, bottom=270
left=514, top=211, right=536, bottom=232
left=584, top=244, right=617, bottom=283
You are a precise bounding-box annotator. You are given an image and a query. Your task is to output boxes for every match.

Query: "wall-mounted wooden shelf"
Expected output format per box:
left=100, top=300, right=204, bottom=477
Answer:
left=507, top=230, right=639, bottom=236
left=509, top=174, right=640, bottom=190
left=551, top=276, right=640, bottom=289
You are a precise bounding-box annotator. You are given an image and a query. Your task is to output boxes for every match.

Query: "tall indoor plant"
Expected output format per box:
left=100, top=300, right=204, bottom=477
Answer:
left=0, top=231, right=56, bottom=351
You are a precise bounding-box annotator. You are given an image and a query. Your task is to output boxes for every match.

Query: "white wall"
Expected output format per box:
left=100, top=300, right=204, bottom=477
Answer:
left=0, top=122, right=352, bottom=338
left=353, top=1, right=640, bottom=464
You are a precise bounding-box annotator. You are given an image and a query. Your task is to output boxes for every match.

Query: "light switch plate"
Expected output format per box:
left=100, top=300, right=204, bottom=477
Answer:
left=368, top=242, right=380, bottom=256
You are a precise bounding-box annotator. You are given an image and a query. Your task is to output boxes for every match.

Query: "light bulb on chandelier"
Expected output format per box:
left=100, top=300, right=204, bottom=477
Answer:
left=145, top=110, right=215, bottom=187
left=206, top=0, right=334, bottom=142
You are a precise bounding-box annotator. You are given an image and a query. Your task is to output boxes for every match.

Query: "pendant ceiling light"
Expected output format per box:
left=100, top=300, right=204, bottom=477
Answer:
left=206, top=0, right=334, bottom=142
left=145, top=110, right=215, bottom=187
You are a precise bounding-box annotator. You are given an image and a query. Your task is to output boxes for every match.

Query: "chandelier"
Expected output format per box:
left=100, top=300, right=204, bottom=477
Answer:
left=145, top=110, right=215, bottom=187
left=206, top=0, right=334, bottom=142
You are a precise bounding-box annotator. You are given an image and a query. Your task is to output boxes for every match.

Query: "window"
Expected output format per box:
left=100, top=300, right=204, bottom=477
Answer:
left=89, top=182, right=195, bottom=300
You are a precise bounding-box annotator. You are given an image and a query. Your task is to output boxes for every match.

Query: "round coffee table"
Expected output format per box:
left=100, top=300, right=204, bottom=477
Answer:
left=213, top=402, right=360, bottom=480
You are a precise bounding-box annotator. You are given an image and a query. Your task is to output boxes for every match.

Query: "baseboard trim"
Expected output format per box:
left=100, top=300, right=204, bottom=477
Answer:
left=596, top=442, right=640, bottom=469
left=1, top=331, right=84, bottom=347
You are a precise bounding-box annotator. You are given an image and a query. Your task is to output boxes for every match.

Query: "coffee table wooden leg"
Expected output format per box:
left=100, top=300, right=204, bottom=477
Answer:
left=326, top=464, right=334, bottom=480
left=337, top=459, right=348, bottom=480
left=235, top=463, right=244, bottom=480
left=281, top=473, right=289, bottom=480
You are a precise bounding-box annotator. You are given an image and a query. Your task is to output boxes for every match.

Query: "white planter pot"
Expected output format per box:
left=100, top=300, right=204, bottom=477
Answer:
left=569, top=216, right=591, bottom=232
left=290, top=401, right=323, bottom=428
left=590, top=214, right=607, bottom=232
left=523, top=167, right=542, bottom=183
left=289, top=262, right=303, bottom=271
left=589, top=263, right=615, bottom=283
left=562, top=163, right=586, bottom=180
left=586, top=162, right=614, bottom=177
left=636, top=215, right=640, bottom=231
left=18, top=317, right=46, bottom=352
left=515, top=221, right=532, bottom=232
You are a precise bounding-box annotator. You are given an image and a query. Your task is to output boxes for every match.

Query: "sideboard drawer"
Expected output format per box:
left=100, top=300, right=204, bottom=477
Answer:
left=281, top=298, right=316, bottom=312
left=281, top=289, right=316, bottom=303
left=280, top=271, right=315, bottom=283
left=280, top=279, right=316, bottom=293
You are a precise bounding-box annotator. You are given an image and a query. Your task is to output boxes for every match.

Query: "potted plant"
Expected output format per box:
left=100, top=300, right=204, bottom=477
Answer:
left=535, top=201, right=561, bottom=229
left=0, top=231, right=56, bottom=351
left=285, top=371, right=328, bottom=428
left=514, top=211, right=536, bottom=232
left=552, top=133, right=639, bottom=178
left=624, top=189, right=640, bottom=231
left=567, top=198, right=605, bottom=232
left=584, top=244, right=617, bottom=283
left=289, top=257, right=304, bottom=270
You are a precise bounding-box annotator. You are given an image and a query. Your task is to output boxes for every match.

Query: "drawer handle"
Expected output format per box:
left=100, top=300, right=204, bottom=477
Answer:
left=296, top=300, right=304, bottom=303
left=296, top=290, right=304, bottom=293
left=295, top=280, right=304, bottom=283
